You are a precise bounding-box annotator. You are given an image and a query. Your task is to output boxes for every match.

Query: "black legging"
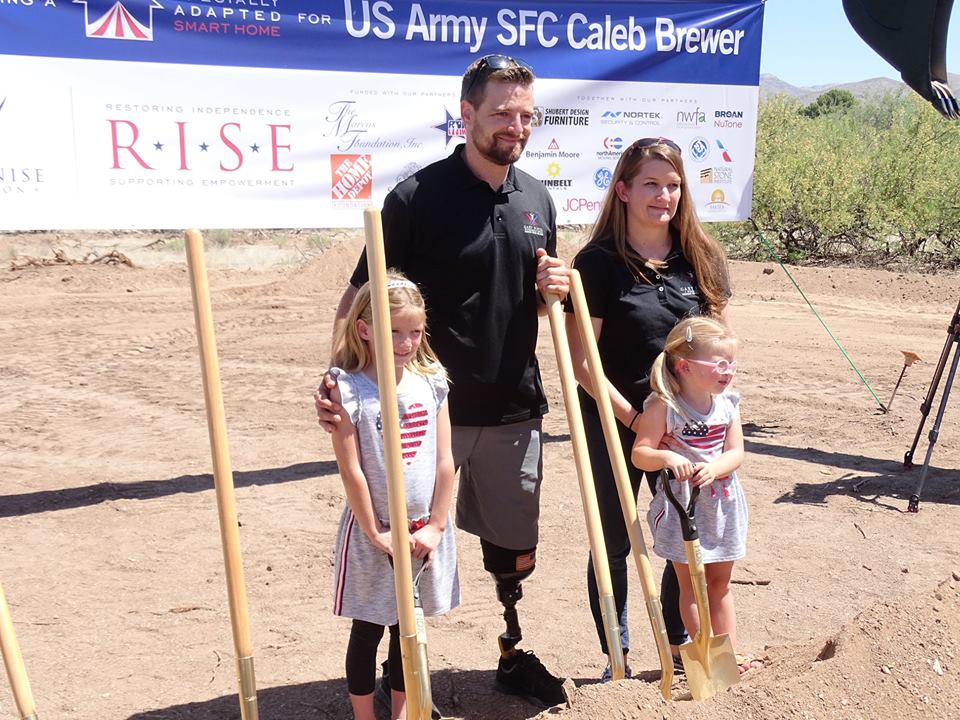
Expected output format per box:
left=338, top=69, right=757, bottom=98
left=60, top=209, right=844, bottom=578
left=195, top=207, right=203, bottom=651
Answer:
left=582, top=406, right=688, bottom=654
left=345, top=620, right=403, bottom=696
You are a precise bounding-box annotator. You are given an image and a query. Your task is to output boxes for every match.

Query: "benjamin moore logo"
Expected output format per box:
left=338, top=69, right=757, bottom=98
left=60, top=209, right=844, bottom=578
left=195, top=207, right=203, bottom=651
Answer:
left=433, top=108, right=465, bottom=147
left=73, top=0, right=164, bottom=41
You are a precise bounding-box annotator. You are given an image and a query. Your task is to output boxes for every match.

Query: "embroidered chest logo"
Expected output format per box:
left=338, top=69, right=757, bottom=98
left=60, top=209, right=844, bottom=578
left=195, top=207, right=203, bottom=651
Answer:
left=523, top=211, right=545, bottom=237
left=399, top=403, right=429, bottom=464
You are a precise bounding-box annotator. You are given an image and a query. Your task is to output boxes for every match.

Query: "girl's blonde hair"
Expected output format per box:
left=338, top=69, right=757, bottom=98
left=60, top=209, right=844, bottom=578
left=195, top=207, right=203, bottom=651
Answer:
left=650, top=316, right=735, bottom=419
left=581, top=139, right=730, bottom=316
left=332, top=272, right=444, bottom=377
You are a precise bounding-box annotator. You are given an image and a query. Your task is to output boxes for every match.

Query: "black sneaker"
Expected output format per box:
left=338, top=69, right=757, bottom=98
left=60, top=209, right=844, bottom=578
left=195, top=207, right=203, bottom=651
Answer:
left=495, top=650, right=567, bottom=708
left=375, top=661, right=442, bottom=719
left=672, top=654, right=685, bottom=676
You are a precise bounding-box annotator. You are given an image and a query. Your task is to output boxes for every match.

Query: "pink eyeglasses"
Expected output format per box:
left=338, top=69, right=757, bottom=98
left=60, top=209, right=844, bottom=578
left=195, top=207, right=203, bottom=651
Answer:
left=687, top=358, right=738, bottom=375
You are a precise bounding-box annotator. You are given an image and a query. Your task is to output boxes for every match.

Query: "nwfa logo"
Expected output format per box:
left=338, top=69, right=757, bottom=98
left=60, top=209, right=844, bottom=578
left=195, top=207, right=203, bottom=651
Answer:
left=676, top=106, right=705, bottom=128
left=73, top=0, right=164, bottom=41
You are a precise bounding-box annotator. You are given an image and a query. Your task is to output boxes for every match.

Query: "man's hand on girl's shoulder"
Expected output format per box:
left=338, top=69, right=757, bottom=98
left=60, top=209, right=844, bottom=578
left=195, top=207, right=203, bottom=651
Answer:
left=314, top=370, right=343, bottom=433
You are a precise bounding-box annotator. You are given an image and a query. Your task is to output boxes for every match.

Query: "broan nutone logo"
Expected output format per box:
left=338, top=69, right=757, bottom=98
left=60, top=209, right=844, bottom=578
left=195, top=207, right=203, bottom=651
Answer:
left=73, top=0, right=164, bottom=41
left=331, top=154, right=372, bottom=201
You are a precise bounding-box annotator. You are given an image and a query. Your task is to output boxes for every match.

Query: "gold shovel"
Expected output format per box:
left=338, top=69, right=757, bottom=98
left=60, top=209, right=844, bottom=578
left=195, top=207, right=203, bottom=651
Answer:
left=363, top=208, right=452, bottom=720
left=544, top=292, right=627, bottom=682
left=566, top=270, right=673, bottom=698
left=660, top=471, right=739, bottom=701
left=1, top=579, right=39, bottom=720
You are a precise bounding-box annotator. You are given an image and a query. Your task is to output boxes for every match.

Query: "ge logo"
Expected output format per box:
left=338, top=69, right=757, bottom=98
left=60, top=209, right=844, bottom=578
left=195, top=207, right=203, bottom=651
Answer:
left=593, top=167, right=612, bottom=190
left=689, top=137, right=710, bottom=162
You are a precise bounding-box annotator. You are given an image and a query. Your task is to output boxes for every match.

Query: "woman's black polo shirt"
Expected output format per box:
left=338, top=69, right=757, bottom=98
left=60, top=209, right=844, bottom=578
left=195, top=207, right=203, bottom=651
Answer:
left=350, top=145, right=557, bottom=427
left=565, top=237, right=706, bottom=416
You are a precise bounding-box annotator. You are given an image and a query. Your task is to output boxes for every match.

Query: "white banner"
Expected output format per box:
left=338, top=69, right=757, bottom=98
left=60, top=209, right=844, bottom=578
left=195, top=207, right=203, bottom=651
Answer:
left=0, top=1, right=763, bottom=229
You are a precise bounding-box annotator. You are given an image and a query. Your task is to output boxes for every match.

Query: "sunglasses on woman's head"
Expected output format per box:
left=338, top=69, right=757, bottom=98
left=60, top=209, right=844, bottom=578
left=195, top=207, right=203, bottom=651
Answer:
left=463, top=54, right=531, bottom=99
left=626, top=136, right=682, bottom=156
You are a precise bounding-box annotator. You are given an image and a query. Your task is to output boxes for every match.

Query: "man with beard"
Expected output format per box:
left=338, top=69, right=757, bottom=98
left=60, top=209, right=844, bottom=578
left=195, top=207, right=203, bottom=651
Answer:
left=316, top=56, right=570, bottom=710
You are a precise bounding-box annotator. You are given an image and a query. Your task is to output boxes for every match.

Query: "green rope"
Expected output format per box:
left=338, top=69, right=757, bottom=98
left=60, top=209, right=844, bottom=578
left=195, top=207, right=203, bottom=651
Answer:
left=748, top=217, right=885, bottom=410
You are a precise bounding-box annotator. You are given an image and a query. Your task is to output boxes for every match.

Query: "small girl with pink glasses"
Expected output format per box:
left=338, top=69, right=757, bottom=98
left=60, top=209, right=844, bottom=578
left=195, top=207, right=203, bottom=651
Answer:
left=631, top=315, right=748, bottom=667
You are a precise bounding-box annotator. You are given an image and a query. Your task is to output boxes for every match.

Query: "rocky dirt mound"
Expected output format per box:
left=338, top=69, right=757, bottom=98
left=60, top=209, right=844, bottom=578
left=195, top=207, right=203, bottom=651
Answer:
left=548, top=575, right=960, bottom=720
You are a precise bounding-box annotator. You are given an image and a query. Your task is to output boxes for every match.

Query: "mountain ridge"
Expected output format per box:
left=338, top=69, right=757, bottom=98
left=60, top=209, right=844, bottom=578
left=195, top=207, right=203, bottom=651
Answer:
left=759, top=72, right=960, bottom=104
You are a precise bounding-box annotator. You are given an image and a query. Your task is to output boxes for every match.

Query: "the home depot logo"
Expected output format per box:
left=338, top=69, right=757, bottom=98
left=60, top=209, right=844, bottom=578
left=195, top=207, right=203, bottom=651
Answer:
left=331, top=154, right=372, bottom=201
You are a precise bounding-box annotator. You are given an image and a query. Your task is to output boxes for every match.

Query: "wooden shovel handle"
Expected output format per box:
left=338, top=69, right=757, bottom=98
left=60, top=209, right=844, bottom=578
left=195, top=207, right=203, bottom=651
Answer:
left=544, top=292, right=624, bottom=680
left=567, top=270, right=673, bottom=696
left=185, top=229, right=259, bottom=720
left=0, top=580, right=37, bottom=719
left=362, top=208, right=433, bottom=720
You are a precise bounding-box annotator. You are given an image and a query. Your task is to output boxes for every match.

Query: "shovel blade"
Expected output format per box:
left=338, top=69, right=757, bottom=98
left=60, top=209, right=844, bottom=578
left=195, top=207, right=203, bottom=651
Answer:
left=679, top=633, right=739, bottom=701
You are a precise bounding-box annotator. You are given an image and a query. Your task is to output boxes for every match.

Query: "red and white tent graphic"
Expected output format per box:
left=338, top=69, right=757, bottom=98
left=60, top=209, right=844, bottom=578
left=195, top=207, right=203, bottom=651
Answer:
left=73, top=0, right=163, bottom=42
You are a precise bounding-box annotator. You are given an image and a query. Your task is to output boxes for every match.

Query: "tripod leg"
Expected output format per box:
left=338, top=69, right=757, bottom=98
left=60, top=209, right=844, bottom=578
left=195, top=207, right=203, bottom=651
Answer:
left=905, top=299, right=960, bottom=467
left=908, top=339, right=960, bottom=512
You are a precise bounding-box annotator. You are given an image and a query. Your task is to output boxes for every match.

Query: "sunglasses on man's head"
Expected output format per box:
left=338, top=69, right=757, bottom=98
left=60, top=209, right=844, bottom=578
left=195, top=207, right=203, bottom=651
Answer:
left=463, top=54, right=531, bottom=99
left=626, top=136, right=682, bottom=156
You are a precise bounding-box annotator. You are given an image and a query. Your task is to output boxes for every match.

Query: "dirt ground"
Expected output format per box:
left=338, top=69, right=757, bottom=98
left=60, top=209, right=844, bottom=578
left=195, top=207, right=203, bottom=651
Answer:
left=1, top=230, right=959, bottom=720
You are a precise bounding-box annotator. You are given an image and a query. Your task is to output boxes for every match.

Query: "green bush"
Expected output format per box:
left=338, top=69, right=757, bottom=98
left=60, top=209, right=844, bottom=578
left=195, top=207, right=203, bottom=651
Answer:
left=712, top=92, right=960, bottom=270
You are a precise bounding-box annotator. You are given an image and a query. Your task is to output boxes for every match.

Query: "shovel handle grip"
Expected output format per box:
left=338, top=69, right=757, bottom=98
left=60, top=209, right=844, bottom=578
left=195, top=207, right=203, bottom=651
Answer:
left=660, top=470, right=700, bottom=541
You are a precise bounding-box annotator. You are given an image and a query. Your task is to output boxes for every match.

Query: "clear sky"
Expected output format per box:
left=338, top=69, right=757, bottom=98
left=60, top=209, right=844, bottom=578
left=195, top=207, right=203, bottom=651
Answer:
left=759, top=0, right=960, bottom=87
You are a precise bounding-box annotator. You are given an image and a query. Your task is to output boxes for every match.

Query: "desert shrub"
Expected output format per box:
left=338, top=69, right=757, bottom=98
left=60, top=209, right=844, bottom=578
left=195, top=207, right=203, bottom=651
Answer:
left=717, top=92, right=960, bottom=269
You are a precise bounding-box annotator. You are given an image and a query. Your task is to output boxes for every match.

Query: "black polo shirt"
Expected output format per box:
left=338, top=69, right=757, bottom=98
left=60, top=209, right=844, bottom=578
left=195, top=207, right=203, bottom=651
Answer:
left=350, top=144, right=557, bottom=427
left=566, top=236, right=710, bottom=416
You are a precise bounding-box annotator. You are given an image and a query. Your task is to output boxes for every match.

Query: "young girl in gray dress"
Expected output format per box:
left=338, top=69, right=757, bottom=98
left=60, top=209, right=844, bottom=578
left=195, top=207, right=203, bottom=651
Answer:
left=329, top=273, right=459, bottom=720
left=630, top=316, right=748, bottom=668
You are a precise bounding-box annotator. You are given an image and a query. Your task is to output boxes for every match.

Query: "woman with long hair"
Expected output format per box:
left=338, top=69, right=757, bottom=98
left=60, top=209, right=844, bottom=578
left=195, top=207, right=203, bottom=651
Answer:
left=563, top=137, right=732, bottom=680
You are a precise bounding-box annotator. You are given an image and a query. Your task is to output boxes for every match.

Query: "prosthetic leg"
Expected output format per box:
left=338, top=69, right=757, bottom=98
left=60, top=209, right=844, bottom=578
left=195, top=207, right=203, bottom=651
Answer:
left=482, top=539, right=534, bottom=657
left=483, top=540, right=567, bottom=708
left=905, top=298, right=960, bottom=512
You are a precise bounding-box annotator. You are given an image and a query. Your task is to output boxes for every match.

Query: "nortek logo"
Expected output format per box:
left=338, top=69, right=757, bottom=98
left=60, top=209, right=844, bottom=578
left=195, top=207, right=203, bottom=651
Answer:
left=600, top=110, right=661, bottom=126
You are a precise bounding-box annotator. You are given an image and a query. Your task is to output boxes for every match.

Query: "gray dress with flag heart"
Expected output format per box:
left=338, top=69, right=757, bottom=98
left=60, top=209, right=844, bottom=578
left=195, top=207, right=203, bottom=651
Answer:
left=330, top=367, right=460, bottom=626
